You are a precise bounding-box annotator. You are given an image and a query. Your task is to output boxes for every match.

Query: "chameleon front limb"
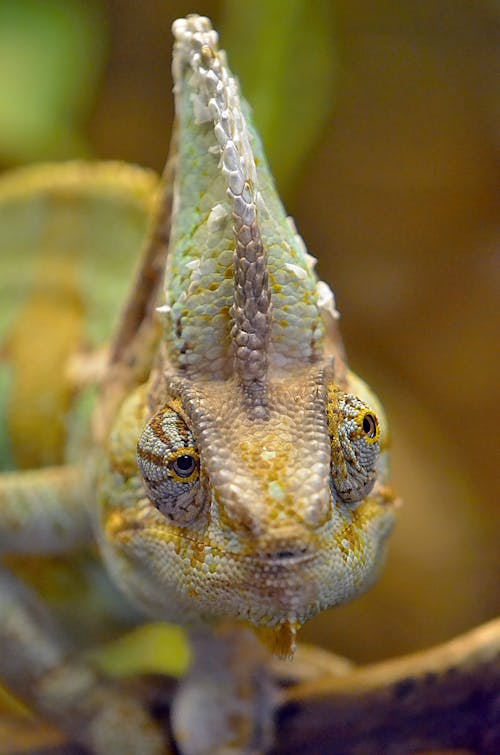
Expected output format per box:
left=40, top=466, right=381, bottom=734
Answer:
left=172, top=624, right=275, bottom=755
left=0, top=469, right=166, bottom=754
left=0, top=570, right=166, bottom=755
left=0, top=466, right=91, bottom=553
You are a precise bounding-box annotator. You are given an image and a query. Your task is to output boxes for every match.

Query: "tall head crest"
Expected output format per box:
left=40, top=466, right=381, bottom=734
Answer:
left=165, top=16, right=324, bottom=401
left=172, top=16, right=271, bottom=407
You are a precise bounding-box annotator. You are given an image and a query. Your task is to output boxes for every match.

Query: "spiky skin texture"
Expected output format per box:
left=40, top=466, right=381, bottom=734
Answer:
left=165, top=18, right=323, bottom=383
left=96, top=15, right=396, bottom=656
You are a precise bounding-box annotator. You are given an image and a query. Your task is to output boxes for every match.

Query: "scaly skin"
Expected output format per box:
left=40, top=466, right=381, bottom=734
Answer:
left=95, top=15, right=396, bottom=754
left=0, top=15, right=396, bottom=755
left=99, top=13, right=395, bottom=633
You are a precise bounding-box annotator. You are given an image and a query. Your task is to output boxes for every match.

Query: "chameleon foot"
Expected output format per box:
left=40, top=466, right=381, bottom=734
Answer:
left=39, top=668, right=167, bottom=755
left=0, top=569, right=167, bottom=755
left=171, top=625, right=275, bottom=755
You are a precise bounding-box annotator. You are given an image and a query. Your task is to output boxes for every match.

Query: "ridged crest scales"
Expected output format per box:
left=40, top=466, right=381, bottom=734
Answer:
left=172, top=16, right=271, bottom=398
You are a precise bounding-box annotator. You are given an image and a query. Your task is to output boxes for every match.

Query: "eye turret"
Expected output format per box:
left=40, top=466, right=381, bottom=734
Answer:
left=137, top=407, right=202, bottom=523
left=327, top=389, right=381, bottom=504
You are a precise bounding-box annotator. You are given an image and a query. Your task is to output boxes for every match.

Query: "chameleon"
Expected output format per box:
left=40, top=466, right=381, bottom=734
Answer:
left=0, top=14, right=396, bottom=755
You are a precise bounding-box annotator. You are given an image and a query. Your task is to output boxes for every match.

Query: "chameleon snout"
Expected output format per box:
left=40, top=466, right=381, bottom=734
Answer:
left=214, top=479, right=331, bottom=542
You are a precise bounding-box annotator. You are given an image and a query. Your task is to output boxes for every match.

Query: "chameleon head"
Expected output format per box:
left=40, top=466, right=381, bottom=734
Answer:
left=97, top=15, right=396, bottom=654
left=100, top=367, right=395, bottom=642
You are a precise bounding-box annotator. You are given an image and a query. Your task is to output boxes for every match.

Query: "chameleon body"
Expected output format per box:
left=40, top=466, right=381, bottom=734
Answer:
left=0, top=15, right=396, bottom=755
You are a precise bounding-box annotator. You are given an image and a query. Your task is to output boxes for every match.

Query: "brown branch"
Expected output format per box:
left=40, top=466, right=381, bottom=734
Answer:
left=108, top=133, right=177, bottom=367
left=93, top=137, right=178, bottom=443
left=273, top=618, right=500, bottom=754
left=9, top=618, right=499, bottom=755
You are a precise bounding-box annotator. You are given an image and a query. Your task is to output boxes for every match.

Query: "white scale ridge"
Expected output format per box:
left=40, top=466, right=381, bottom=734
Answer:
left=173, top=16, right=271, bottom=391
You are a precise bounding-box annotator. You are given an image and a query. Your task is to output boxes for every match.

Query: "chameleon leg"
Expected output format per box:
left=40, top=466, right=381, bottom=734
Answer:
left=0, top=569, right=166, bottom=754
left=0, top=469, right=167, bottom=754
left=0, top=465, right=92, bottom=553
left=171, top=623, right=275, bottom=755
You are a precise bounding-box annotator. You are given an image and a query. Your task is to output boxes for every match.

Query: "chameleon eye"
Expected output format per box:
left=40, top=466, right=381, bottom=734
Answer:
left=170, top=451, right=199, bottom=481
left=327, top=389, right=380, bottom=504
left=361, top=411, right=379, bottom=442
left=137, top=407, right=203, bottom=523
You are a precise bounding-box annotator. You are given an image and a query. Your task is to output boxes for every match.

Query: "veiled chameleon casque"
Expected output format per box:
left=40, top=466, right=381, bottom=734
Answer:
left=0, top=15, right=396, bottom=755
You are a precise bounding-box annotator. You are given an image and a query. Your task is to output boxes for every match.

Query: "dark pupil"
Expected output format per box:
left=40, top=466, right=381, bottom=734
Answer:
left=173, top=455, right=196, bottom=477
left=362, top=414, right=377, bottom=438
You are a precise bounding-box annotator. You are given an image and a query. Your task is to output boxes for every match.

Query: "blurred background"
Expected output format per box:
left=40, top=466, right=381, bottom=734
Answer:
left=0, top=0, right=498, bottom=663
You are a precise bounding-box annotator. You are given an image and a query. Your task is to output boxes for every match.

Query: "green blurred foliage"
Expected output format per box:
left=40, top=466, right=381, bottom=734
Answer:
left=223, top=0, right=337, bottom=197
left=0, top=0, right=107, bottom=163
left=90, top=622, right=190, bottom=679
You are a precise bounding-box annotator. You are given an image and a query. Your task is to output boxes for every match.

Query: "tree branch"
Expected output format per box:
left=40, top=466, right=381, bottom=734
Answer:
left=6, top=618, right=500, bottom=754
left=273, top=618, right=500, bottom=754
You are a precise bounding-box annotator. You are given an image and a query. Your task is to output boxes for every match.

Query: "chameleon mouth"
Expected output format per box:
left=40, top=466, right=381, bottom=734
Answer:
left=253, top=550, right=317, bottom=567
left=139, top=523, right=319, bottom=567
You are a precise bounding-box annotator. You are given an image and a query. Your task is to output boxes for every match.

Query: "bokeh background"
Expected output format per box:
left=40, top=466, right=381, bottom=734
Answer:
left=0, top=0, right=498, bottom=663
